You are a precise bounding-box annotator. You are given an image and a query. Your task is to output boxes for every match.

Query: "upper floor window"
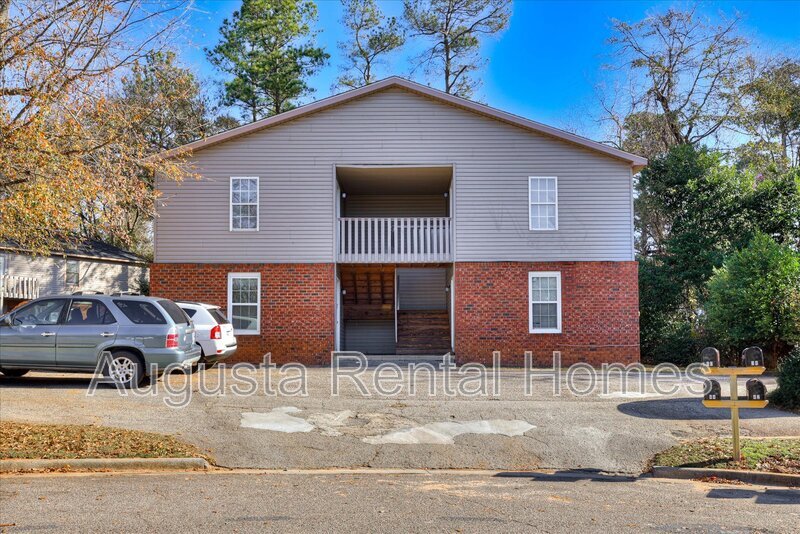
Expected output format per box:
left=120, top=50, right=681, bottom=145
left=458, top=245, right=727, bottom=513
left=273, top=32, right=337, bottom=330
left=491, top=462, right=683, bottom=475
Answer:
left=529, top=271, right=561, bottom=333
left=529, top=176, right=557, bottom=230
left=0, top=254, right=5, bottom=275
left=66, top=260, right=80, bottom=286
left=230, top=177, right=259, bottom=231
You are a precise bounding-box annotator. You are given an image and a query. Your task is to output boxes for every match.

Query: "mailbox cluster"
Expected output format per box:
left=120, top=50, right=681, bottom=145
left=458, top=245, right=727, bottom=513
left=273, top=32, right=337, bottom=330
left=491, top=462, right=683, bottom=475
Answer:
left=699, top=346, right=769, bottom=461
left=701, top=346, right=767, bottom=401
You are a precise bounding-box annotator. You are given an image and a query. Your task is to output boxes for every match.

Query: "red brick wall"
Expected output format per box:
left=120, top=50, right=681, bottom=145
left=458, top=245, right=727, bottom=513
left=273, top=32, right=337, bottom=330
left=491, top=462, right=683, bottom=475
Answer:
left=150, top=263, right=335, bottom=365
left=454, top=262, right=639, bottom=366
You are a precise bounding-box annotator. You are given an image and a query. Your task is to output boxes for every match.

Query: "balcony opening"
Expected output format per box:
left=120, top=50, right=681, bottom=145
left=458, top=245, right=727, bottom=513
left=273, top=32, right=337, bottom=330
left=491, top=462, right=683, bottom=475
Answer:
left=336, top=165, right=453, bottom=264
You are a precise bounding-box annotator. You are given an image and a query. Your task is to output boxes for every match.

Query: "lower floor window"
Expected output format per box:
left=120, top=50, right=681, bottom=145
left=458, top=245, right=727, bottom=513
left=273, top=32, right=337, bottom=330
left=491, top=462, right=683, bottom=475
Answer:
left=228, top=273, right=260, bottom=334
left=529, top=272, right=561, bottom=333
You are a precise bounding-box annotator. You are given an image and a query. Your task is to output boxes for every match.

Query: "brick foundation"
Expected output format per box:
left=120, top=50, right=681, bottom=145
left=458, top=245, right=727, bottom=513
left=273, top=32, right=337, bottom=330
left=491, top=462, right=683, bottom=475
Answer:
left=454, top=261, right=639, bottom=366
left=150, top=263, right=335, bottom=365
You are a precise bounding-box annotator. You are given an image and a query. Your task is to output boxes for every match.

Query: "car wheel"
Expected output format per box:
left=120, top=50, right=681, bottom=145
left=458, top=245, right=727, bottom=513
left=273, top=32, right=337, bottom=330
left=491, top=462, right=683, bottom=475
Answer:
left=104, top=351, right=145, bottom=389
left=0, top=368, right=29, bottom=378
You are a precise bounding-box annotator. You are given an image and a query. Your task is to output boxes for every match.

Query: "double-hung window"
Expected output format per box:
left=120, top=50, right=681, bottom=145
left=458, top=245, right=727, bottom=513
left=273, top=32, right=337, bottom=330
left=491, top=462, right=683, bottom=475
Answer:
left=228, top=273, right=260, bottom=335
left=529, top=176, right=557, bottom=230
left=529, top=272, right=561, bottom=333
left=230, top=177, right=259, bottom=231
left=66, top=260, right=80, bottom=286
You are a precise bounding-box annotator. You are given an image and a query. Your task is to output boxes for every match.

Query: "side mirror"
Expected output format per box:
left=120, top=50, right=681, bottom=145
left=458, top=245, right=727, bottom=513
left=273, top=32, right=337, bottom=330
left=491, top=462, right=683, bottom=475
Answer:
left=1, top=314, right=11, bottom=326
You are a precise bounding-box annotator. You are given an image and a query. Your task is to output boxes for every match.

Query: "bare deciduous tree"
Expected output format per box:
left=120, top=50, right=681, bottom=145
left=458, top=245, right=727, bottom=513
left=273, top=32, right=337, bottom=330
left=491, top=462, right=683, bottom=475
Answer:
left=603, top=6, right=748, bottom=153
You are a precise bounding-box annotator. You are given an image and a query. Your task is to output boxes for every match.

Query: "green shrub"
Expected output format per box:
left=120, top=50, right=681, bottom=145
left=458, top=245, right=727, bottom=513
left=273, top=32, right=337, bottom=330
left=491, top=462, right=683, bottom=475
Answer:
left=770, top=347, right=800, bottom=410
left=705, top=233, right=800, bottom=362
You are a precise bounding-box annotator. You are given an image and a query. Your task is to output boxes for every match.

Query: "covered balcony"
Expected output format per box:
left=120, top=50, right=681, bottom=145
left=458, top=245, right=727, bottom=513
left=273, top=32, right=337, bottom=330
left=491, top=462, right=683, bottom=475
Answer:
left=335, top=165, right=453, bottom=264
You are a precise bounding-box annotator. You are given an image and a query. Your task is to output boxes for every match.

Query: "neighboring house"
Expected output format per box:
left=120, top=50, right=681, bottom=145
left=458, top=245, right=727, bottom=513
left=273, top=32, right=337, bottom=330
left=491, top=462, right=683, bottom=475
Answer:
left=0, top=240, right=149, bottom=314
left=151, top=77, right=646, bottom=366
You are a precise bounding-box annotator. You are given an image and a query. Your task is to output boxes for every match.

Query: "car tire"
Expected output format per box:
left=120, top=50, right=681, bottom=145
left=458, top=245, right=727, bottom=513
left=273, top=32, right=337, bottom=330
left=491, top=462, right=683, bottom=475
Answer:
left=104, top=351, right=145, bottom=389
left=0, top=368, right=29, bottom=378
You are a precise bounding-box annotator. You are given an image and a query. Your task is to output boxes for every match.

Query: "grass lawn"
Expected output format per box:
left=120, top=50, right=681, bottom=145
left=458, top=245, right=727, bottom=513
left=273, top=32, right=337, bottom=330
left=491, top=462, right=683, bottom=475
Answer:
left=653, top=437, right=800, bottom=474
left=0, top=421, right=209, bottom=461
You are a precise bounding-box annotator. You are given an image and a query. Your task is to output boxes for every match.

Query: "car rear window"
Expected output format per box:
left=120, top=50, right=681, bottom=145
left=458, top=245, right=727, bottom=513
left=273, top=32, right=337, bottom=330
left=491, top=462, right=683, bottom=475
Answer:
left=208, top=309, right=230, bottom=325
left=158, top=299, right=190, bottom=325
left=114, top=300, right=166, bottom=325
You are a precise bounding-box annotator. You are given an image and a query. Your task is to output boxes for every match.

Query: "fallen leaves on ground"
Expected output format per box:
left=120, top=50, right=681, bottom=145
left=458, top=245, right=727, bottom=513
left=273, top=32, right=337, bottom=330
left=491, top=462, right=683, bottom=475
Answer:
left=653, top=437, right=800, bottom=474
left=0, top=421, right=209, bottom=461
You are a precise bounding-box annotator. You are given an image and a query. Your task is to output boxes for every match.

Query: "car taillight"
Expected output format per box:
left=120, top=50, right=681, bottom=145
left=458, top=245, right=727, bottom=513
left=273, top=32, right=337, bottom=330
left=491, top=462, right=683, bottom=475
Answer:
left=210, top=325, right=221, bottom=340
left=166, top=328, right=179, bottom=348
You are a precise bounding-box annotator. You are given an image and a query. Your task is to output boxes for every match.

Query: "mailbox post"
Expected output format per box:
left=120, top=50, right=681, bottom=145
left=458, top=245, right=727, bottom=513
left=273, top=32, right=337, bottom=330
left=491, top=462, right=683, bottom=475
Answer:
left=700, top=346, right=769, bottom=462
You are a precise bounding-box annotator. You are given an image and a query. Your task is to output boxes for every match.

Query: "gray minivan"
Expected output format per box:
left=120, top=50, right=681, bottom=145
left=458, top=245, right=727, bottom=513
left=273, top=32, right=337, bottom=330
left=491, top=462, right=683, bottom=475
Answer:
left=0, top=294, right=200, bottom=387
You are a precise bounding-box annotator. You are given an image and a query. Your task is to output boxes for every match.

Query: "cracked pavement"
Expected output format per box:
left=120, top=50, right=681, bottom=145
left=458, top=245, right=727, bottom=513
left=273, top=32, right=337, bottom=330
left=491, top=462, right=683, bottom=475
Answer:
left=1, top=368, right=798, bottom=473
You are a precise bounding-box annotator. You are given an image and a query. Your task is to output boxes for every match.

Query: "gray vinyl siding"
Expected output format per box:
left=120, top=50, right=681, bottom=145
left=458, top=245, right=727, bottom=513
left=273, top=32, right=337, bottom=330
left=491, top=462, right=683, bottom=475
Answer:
left=397, top=268, right=448, bottom=310
left=344, top=320, right=395, bottom=354
left=4, top=252, right=148, bottom=297
left=155, top=87, right=634, bottom=263
left=343, top=195, right=447, bottom=217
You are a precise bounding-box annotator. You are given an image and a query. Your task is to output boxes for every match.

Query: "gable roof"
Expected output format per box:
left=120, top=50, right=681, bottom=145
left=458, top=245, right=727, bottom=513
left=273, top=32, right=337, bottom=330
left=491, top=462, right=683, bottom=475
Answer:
left=154, top=76, right=647, bottom=171
left=1, top=239, right=147, bottom=264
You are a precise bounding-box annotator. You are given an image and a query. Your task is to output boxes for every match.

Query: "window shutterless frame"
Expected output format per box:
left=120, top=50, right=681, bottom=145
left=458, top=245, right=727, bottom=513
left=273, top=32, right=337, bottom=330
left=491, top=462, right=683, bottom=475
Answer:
left=65, top=259, right=80, bottom=285
left=529, top=271, right=561, bottom=334
left=528, top=176, right=558, bottom=231
left=229, top=176, right=259, bottom=232
left=227, top=272, right=261, bottom=335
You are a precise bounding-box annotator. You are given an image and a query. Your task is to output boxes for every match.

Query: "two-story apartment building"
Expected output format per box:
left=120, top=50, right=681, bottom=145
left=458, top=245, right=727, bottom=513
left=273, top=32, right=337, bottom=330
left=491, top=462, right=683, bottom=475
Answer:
left=151, top=77, right=646, bottom=366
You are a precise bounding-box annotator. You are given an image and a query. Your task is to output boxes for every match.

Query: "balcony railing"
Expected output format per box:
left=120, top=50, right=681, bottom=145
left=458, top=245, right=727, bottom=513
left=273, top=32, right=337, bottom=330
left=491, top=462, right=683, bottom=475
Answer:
left=338, top=217, right=452, bottom=263
left=1, top=275, right=39, bottom=300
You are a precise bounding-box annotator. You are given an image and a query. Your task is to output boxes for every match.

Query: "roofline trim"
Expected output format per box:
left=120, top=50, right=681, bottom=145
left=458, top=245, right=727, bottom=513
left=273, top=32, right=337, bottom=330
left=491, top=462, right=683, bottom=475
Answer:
left=152, top=77, right=648, bottom=170
left=0, top=246, right=148, bottom=265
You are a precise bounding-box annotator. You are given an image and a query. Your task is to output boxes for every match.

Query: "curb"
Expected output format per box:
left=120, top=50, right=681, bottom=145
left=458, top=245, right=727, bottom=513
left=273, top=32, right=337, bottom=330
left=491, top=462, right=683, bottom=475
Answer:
left=652, top=466, right=800, bottom=487
left=0, top=457, right=210, bottom=473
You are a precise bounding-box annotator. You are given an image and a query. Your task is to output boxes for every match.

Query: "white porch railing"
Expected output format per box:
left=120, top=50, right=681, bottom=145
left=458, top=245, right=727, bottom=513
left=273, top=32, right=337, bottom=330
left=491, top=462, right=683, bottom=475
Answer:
left=1, top=274, right=40, bottom=300
left=338, top=217, right=452, bottom=263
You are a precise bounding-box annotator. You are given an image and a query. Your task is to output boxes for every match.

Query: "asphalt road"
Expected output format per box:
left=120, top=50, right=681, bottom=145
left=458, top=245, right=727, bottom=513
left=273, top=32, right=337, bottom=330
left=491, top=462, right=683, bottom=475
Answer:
left=1, top=470, right=798, bottom=533
left=2, top=369, right=799, bottom=473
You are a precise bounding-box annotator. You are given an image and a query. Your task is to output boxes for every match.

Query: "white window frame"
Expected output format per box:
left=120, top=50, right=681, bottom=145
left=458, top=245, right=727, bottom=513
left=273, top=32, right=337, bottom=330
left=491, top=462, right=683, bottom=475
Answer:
left=528, top=176, right=558, bottom=231
left=227, top=272, right=261, bottom=335
left=529, top=271, right=561, bottom=334
left=0, top=254, right=5, bottom=275
left=65, top=259, right=80, bottom=286
left=229, top=176, right=260, bottom=232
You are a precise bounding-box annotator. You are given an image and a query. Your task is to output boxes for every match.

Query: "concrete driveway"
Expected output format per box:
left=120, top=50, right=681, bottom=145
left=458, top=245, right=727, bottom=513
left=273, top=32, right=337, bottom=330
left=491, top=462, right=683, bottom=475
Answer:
left=1, top=368, right=798, bottom=473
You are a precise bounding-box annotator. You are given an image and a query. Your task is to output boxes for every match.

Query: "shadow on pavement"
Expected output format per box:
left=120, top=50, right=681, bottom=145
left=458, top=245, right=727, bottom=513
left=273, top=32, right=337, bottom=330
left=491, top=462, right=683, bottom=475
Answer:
left=495, top=469, right=637, bottom=483
left=617, top=397, right=795, bottom=420
left=0, top=375, right=96, bottom=390
left=706, top=488, right=800, bottom=505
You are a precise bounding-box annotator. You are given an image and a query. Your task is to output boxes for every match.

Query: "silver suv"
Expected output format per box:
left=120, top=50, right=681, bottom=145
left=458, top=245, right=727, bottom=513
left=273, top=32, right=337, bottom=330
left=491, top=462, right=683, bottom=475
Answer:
left=0, top=294, right=200, bottom=387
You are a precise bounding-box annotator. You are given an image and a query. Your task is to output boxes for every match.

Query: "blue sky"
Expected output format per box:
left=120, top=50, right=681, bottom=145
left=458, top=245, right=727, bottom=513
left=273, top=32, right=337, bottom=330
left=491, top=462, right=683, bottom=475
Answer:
left=180, top=1, right=800, bottom=138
